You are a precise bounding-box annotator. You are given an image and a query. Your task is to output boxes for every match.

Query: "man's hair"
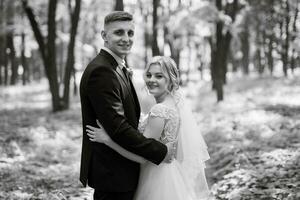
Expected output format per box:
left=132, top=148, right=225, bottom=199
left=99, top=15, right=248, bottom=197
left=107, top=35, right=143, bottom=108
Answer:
left=104, top=11, right=133, bottom=25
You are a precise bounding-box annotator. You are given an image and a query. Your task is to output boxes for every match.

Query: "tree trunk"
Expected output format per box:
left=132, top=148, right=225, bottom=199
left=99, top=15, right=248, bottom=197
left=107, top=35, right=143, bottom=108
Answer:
left=195, top=43, right=204, bottom=80
left=221, top=32, right=232, bottom=84
left=21, top=32, right=29, bottom=85
left=222, top=0, right=238, bottom=83
left=0, top=0, right=6, bottom=85
left=255, top=47, right=263, bottom=75
left=22, top=0, right=47, bottom=69
left=280, top=1, right=290, bottom=77
left=267, top=34, right=274, bottom=75
left=58, top=18, right=65, bottom=84
left=47, top=0, right=62, bottom=111
left=62, top=0, right=81, bottom=109
left=73, top=68, right=78, bottom=96
left=229, top=49, right=238, bottom=72
left=255, top=22, right=264, bottom=75
left=211, top=0, right=238, bottom=101
left=152, top=0, right=160, bottom=56
left=214, top=19, right=224, bottom=101
left=241, top=23, right=249, bottom=75
left=138, top=1, right=150, bottom=65
left=279, top=20, right=287, bottom=76
left=22, top=0, right=63, bottom=111
left=7, top=0, right=17, bottom=85
left=167, top=37, right=181, bottom=83
left=290, top=3, right=298, bottom=72
left=4, top=51, right=8, bottom=85
left=7, top=34, right=17, bottom=85
left=209, top=37, right=216, bottom=89
left=283, top=0, right=290, bottom=76
left=114, top=0, right=124, bottom=11
left=23, top=0, right=81, bottom=111
left=262, top=30, right=268, bottom=74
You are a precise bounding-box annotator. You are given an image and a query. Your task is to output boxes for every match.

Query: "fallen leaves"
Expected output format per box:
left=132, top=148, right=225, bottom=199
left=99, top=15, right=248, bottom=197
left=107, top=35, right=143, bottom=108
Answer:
left=194, top=77, right=300, bottom=199
left=1, top=76, right=300, bottom=199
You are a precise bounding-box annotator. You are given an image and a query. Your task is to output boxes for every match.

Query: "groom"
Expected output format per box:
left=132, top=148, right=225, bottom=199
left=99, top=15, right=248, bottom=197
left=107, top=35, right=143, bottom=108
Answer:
left=79, top=11, right=171, bottom=200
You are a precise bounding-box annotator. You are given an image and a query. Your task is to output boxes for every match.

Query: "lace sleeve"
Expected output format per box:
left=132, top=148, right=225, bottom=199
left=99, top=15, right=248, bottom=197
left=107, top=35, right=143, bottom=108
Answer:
left=138, top=113, right=148, bottom=133
left=148, top=104, right=170, bottom=119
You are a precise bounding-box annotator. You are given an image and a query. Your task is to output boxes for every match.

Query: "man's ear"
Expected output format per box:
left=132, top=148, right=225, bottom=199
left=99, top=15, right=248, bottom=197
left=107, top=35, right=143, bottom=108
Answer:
left=101, top=30, right=107, bottom=42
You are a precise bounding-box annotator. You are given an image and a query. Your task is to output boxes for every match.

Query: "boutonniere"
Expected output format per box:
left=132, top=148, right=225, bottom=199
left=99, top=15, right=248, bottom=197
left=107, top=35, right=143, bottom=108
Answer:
left=126, top=67, right=134, bottom=78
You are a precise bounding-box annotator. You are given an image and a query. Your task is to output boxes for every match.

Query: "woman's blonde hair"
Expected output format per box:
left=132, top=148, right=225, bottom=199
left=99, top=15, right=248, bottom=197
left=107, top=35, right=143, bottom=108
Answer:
left=144, top=56, right=180, bottom=93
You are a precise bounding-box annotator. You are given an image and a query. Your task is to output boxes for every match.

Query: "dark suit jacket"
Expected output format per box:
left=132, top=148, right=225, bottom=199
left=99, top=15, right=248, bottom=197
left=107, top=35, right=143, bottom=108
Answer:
left=79, top=49, right=167, bottom=192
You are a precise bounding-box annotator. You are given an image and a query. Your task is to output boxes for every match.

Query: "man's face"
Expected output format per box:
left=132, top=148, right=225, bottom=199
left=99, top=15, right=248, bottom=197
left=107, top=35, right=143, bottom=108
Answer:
left=102, top=20, right=135, bottom=58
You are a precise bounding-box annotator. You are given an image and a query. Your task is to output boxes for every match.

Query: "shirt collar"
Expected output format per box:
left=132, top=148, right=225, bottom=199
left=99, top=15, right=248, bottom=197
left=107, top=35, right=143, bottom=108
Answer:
left=102, top=47, right=126, bottom=68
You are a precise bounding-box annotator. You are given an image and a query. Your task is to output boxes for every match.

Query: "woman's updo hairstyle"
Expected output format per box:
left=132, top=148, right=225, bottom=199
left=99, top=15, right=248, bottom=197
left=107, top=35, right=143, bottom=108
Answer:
left=144, top=56, right=180, bottom=93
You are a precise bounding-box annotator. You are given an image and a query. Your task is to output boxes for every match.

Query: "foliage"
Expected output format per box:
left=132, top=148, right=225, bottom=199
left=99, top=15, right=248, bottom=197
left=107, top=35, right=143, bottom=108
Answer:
left=1, top=74, right=300, bottom=199
left=0, top=81, right=92, bottom=199
left=193, top=76, right=300, bottom=199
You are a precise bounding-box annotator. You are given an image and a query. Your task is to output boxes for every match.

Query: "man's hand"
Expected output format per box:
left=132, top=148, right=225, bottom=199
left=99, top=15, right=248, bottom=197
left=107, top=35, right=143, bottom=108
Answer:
left=162, top=141, right=177, bottom=163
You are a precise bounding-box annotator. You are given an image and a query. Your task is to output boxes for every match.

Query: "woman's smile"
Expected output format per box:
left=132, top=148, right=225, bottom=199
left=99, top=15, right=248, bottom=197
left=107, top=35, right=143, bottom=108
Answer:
left=144, top=64, right=170, bottom=99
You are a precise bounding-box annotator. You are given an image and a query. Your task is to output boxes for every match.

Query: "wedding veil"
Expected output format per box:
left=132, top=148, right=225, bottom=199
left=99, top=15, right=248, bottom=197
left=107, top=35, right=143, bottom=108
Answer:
left=174, top=89, right=211, bottom=199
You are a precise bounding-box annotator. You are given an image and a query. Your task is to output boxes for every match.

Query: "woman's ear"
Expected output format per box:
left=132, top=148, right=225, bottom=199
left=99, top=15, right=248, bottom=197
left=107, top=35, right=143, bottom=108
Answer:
left=168, top=82, right=173, bottom=92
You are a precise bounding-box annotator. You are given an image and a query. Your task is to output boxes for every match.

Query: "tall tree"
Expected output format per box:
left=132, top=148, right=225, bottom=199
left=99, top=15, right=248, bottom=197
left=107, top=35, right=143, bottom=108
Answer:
left=282, top=0, right=290, bottom=76
left=21, top=31, right=29, bottom=85
left=211, top=0, right=239, bottom=101
left=240, top=10, right=250, bottom=75
left=115, top=0, right=124, bottom=11
left=266, top=6, right=275, bottom=75
left=22, top=0, right=81, bottom=111
left=290, top=2, right=299, bottom=72
left=6, top=0, right=18, bottom=85
left=0, top=0, right=6, bottom=85
left=138, top=0, right=151, bottom=65
left=62, top=0, right=81, bottom=108
left=152, top=0, right=160, bottom=56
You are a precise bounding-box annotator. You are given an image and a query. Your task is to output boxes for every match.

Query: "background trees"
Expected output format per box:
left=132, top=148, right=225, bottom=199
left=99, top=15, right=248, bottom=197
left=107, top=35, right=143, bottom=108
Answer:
left=0, top=1, right=299, bottom=199
left=0, top=0, right=299, bottom=110
left=21, top=0, right=81, bottom=111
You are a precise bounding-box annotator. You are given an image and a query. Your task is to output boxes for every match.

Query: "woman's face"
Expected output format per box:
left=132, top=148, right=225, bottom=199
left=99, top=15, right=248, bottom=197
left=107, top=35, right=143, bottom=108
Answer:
left=145, top=64, right=170, bottom=98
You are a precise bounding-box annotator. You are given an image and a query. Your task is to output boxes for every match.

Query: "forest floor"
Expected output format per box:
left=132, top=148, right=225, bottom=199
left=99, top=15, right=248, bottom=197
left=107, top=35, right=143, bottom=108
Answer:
left=0, top=74, right=299, bottom=200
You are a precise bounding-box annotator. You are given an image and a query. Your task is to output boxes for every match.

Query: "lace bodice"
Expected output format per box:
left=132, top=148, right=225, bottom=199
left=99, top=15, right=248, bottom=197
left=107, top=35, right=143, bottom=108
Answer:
left=138, top=104, right=180, bottom=144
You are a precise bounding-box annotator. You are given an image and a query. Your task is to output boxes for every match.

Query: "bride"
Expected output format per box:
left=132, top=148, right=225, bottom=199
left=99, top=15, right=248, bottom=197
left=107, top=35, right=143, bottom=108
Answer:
left=86, top=56, right=211, bottom=200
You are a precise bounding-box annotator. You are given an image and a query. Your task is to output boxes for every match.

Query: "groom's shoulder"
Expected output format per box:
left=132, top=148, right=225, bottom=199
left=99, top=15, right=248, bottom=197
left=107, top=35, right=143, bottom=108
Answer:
left=88, top=54, right=108, bottom=68
left=84, top=56, right=113, bottom=74
left=87, top=51, right=117, bottom=70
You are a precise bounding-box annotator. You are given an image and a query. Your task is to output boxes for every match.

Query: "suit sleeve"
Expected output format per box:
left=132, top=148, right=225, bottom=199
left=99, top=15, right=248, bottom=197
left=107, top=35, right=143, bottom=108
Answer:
left=87, top=67, right=167, bottom=165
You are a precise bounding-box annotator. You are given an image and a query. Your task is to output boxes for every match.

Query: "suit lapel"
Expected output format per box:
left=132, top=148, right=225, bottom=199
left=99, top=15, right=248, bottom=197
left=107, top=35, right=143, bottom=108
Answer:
left=115, top=67, right=130, bottom=88
left=99, top=50, right=139, bottom=114
left=100, top=49, right=131, bottom=92
left=116, top=68, right=139, bottom=112
left=128, top=79, right=141, bottom=118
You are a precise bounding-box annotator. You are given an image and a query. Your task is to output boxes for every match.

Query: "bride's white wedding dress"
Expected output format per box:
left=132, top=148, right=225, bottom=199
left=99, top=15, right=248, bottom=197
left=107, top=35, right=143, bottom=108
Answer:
left=134, top=95, right=211, bottom=200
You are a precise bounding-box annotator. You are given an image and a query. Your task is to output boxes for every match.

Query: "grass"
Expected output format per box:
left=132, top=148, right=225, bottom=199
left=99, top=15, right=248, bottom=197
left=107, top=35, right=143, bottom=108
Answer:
left=0, top=75, right=300, bottom=199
